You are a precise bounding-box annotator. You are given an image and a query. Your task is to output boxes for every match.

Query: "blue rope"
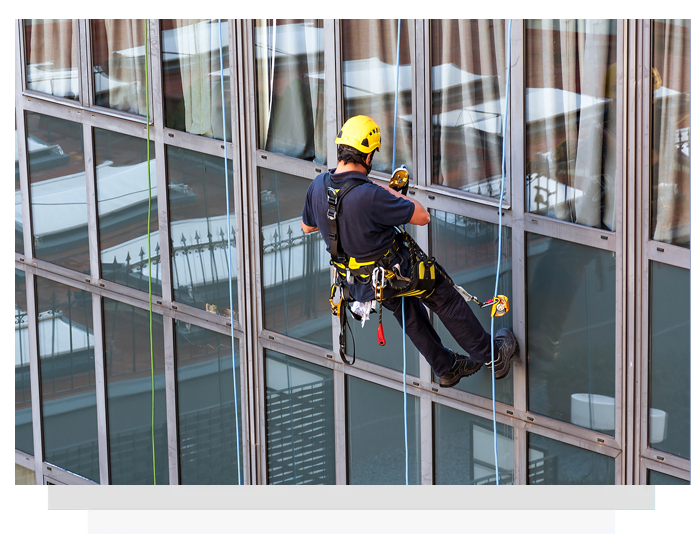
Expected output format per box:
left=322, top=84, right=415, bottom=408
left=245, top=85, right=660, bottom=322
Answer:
left=219, top=18, right=242, bottom=485
left=491, top=18, right=513, bottom=486
left=391, top=19, right=409, bottom=487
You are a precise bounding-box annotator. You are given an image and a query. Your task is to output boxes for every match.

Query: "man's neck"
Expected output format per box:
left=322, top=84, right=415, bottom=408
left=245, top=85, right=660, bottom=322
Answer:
left=334, top=161, right=367, bottom=175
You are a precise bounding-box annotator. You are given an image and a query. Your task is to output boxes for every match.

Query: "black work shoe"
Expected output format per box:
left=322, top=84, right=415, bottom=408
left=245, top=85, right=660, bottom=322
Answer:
left=485, top=328, right=519, bottom=379
left=439, top=350, right=483, bottom=388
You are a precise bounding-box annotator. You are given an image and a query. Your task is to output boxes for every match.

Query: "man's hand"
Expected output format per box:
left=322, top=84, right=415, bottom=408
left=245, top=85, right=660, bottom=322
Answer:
left=301, top=221, right=318, bottom=233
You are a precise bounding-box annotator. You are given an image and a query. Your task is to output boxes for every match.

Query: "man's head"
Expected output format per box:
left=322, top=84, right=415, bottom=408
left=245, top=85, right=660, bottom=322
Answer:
left=335, top=115, right=381, bottom=175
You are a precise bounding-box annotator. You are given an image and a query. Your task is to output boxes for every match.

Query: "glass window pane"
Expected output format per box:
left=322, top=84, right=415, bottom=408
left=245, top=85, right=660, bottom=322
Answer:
left=176, top=322, right=241, bottom=485
left=15, top=270, right=33, bottom=456
left=648, top=469, right=689, bottom=485
left=254, top=19, right=326, bottom=164
left=167, top=146, right=237, bottom=318
left=265, top=351, right=335, bottom=484
left=95, top=128, right=161, bottom=296
left=430, top=210, right=513, bottom=403
left=649, top=262, right=689, bottom=459
left=27, top=112, right=89, bottom=273
left=91, top=19, right=148, bottom=116
left=430, top=20, right=508, bottom=198
left=24, top=19, right=79, bottom=101
left=36, top=277, right=98, bottom=482
left=528, top=433, right=614, bottom=484
left=651, top=20, right=690, bottom=248
left=161, top=19, right=232, bottom=141
left=341, top=19, right=412, bottom=175
left=346, top=376, right=420, bottom=485
left=434, top=404, right=514, bottom=485
left=259, top=167, right=332, bottom=348
left=103, top=298, right=167, bottom=484
left=15, top=114, right=24, bottom=255
left=527, top=235, right=616, bottom=434
left=525, top=20, right=617, bottom=230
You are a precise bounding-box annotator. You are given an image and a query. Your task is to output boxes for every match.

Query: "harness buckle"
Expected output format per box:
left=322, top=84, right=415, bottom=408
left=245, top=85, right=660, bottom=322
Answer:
left=327, top=209, right=337, bottom=221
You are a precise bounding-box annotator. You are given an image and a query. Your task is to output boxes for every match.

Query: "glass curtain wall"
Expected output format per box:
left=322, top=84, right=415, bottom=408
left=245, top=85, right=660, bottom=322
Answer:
left=525, top=19, right=617, bottom=230
left=161, top=19, right=232, bottom=140
left=430, top=20, right=508, bottom=198
left=24, top=19, right=79, bottom=101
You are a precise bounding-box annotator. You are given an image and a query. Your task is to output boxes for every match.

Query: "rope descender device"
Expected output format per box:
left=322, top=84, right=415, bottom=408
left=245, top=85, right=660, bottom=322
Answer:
left=389, top=164, right=410, bottom=195
left=480, top=295, right=510, bottom=318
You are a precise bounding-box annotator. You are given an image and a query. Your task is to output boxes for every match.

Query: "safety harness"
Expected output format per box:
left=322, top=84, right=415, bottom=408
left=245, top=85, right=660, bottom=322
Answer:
left=325, top=172, right=439, bottom=365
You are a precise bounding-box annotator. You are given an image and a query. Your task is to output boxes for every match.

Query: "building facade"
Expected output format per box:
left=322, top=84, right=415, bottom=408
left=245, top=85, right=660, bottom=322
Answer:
left=15, top=19, right=690, bottom=486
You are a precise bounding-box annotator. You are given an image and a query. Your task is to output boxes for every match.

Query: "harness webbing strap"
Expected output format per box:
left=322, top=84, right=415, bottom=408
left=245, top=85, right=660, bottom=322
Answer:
left=325, top=172, right=366, bottom=262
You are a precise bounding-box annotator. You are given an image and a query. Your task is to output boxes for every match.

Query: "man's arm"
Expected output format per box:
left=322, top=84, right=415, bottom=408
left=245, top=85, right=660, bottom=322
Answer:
left=301, top=221, right=318, bottom=233
left=375, top=182, right=430, bottom=226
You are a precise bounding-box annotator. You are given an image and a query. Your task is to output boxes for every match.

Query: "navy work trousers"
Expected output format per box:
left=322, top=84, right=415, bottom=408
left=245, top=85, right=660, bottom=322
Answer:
left=381, top=268, right=493, bottom=377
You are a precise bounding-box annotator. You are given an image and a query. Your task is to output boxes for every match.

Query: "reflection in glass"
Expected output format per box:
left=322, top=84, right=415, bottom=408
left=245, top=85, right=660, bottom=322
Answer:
left=254, top=19, right=325, bottom=164
left=431, top=20, right=507, bottom=198
left=103, top=299, right=167, bottom=484
left=651, top=20, right=690, bottom=247
left=527, top=235, right=616, bottom=434
left=649, top=262, right=689, bottom=459
left=430, top=210, right=513, bottom=403
left=648, top=470, right=689, bottom=485
left=15, top=115, right=23, bottom=255
left=36, top=277, right=98, bottom=482
left=24, top=19, right=79, bottom=100
left=434, top=404, right=513, bottom=485
left=346, top=376, right=419, bottom=485
left=341, top=19, right=412, bottom=174
left=161, top=19, right=232, bottom=140
left=525, top=20, right=617, bottom=230
left=95, top=129, right=161, bottom=296
left=15, top=270, right=33, bottom=456
left=91, top=19, right=148, bottom=116
left=167, top=146, right=237, bottom=318
left=27, top=112, right=89, bottom=273
left=176, top=321, right=241, bottom=484
left=265, top=351, right=335, bottom=484
left=259, top=168, right=332, bottom=349
left=528, top=433, right=614, bottom=484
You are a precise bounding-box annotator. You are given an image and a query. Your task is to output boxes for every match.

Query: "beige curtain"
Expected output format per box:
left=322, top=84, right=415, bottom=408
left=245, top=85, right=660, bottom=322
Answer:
left=527, top=19, right=616, bottom=230
left=652, top=19, right=690, bottom=245
left=103, top=19, right=147, bottom=116
left=26, top=19, right=78, bottom=99
left=432, top=20, right=506, bottom=192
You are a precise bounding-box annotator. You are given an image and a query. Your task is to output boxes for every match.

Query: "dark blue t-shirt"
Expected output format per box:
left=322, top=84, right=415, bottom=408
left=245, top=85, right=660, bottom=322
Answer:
left=302, top=169, right=415, bottom=302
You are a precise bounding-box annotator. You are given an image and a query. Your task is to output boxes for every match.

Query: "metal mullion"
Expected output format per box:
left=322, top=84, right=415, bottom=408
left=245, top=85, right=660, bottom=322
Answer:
left=525, top=423, right=621, bottom=460
left=230, top=19, right=255, bottom=486
left=640, top=457, right=690, bottom=483
left=170, top=301, right=241, bottom=332
left=333, top=369, right=347, bottom=484
left=149, top=19, right=173, bottom=308
left=17, top=19, right=27, bottom=91
left=16, top=23, right=34, bottom=260
left=409, top=19, right=421, bottom=185
left=84, top=123, right=100, bottom=280
left=19, top=95, right=82, bottom=123
left=522, top=410, right=620, bottom=450
left=163, top=129, right=230, bottom=158
left=16, top=450, right=35, bottom=474
left=342, top=363, right=423, bottom=399
left=641, top=448, right=690, bottom=472
left=25, top=271, right=44, bottom=486
left=91, top=294, right=110, bottom=484
left=419, top=394, right=432, bottom=485
left=431, top=392, right=518, bottom=432
left=419, top=189, right=514, bottom=227
left=523, top=214, right=616, bottom=252
left=162, top=315, right=178, bottom=484
left=646, top=244, right=690, bottom=269
left=42, top=463, right=98, bottom=485
left=256, top=150, right=327, bottom=179
left=78, top=20, right=92, bottom=107
left=241, top=19, right=265, bottom=484
left=510, top=18, right=527, bottom=486
left=417, top=19, right=430, bottom=190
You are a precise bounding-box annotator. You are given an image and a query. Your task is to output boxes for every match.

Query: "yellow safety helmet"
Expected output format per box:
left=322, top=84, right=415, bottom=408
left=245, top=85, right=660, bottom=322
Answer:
left=335, top=115, right=381, bottom=154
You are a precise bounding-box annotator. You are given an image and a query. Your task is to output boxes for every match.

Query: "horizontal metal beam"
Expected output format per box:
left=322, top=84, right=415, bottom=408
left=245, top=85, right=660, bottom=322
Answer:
left=524, top=213, right=617, bottom=252
left=646, top=242, right=690, bottom=270
left=15, top=449, right=35, bottom=472
left=526, top=422, right=621, bottom=459
left=640, top=457, right=690, bottom=482
left=641, top=447, right=690, bottom=472
left=255, top=150, right=327, bottom=180
left=42, top=463, right=99, bottom=486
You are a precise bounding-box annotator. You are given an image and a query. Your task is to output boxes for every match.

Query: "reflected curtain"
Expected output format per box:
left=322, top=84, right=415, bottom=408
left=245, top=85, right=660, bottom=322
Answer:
left=342, top=19, right=411, bottom=174
left=256, top=19, right=326, bottom=164
left=527, top=19, right=616, bottom=230
left=652, top=19, right=690, bottom=245
left=102, top=19, right=147, bottom=116
left=431, top=20, right=506, bottom=193
left=26, top=19, right=78, bottom=99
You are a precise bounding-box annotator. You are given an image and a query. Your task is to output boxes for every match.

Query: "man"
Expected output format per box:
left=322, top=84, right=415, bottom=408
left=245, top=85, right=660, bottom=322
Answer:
left=301, top=115, right=518, bottom=387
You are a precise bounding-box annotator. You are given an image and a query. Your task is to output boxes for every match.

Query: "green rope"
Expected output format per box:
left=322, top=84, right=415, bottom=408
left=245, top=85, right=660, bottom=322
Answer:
left=144, top=18, right=156, bottom=486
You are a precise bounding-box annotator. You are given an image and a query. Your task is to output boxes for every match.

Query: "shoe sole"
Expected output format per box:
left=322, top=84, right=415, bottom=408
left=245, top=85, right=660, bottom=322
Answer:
left=438, top=363, right=482, bottom=388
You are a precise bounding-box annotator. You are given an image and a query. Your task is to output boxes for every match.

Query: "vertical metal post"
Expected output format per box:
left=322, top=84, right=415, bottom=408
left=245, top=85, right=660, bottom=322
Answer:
left=333, top=369, right=347, bottom=484
left=25, top=272, right=44, bottom=485
left=16, top=21, right=34, bottom=261
left=509, top=19, right=528, bottom=486
left=91, top=294, right=110, bottom=484
left=84, top=122, right=100, bottom=280
left=163, top=315, right=179, bottom=484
